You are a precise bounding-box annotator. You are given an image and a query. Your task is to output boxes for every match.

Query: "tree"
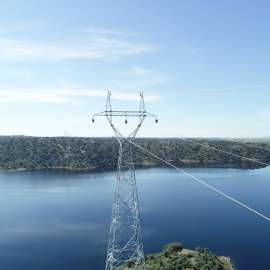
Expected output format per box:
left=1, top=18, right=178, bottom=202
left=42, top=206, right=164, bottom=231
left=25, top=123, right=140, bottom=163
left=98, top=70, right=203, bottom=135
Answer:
left=163, top=242, right=184, bottom=255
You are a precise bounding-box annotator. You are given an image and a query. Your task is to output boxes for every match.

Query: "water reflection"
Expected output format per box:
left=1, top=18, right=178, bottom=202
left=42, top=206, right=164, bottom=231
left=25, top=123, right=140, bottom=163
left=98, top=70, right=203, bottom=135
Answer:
left=76, top=160, right=269, bottom=173
left=0, top=167, right=270, bottom=270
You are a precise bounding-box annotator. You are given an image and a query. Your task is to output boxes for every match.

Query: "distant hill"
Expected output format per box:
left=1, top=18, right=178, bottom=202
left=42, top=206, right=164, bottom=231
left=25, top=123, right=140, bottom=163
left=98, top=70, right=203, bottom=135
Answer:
left=0, top=136, right=269, bottom=171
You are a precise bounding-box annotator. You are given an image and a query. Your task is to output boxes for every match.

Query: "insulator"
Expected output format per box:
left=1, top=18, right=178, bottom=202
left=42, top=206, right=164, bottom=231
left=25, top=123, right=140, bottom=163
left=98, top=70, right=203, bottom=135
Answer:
left=155, top=118, right=158, bottom=123
left=92, top=117, right=95, bottom=123
left=125, top=118, right=128, bottom=124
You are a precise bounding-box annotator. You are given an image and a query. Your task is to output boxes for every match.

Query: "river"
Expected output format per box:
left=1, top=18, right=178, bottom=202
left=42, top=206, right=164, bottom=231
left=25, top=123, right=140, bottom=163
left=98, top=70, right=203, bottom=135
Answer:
left=0, top=166, right=269, bottom=270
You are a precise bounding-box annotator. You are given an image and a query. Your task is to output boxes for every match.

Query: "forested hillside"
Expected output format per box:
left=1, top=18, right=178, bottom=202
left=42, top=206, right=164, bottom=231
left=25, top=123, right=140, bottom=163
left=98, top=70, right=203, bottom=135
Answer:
left=0, top=136, right=269, bottom=171
left=122, top=242, right=233, bottom=270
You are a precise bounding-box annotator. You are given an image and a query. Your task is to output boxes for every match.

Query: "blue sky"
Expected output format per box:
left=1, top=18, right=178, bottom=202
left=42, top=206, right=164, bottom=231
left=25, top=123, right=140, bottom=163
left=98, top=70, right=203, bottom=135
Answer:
left=0, top=0, right=270, bottom=138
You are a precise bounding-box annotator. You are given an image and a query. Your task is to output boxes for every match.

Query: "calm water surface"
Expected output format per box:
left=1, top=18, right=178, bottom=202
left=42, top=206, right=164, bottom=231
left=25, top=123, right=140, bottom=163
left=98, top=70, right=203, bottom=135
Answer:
left=0, top=167, right=270, bottom=270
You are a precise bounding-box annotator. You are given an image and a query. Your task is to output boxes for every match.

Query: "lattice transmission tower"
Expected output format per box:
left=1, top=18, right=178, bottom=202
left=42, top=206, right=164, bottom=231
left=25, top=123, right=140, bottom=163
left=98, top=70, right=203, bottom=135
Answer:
left=93, top=92, right=157, bottom=270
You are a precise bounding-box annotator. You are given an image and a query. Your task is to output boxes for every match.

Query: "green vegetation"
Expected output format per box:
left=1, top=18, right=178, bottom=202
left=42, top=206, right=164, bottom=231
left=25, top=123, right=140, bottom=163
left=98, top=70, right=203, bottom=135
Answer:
left=0, top=136, right=269, bottom=171
left=121, top=242, right=232, bottom=270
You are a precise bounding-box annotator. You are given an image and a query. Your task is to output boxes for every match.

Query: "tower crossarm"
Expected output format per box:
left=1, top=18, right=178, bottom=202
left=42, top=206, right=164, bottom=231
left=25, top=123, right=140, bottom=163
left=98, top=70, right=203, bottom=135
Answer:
left=94, top=111, right=157, bottom=117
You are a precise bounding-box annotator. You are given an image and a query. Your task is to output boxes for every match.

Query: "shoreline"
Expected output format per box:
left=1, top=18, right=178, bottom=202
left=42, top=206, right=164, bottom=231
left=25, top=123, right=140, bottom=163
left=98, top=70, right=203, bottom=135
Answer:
left=0, top=160, right=267, bottom=173
left=220, top=256, right=235, bottom=270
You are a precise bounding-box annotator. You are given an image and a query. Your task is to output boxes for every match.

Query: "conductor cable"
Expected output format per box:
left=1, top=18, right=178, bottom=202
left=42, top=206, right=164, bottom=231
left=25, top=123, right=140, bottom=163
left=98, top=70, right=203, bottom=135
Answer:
left=118, top=134, right=270, bottom=222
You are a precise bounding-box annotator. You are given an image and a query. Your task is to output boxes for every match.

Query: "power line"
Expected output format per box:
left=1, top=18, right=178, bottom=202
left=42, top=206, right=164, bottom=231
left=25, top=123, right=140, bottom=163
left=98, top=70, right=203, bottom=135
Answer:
left=175, top=91, right=270, bottom=96
left=160, top=84, right=270, bottom=95
left=225, top=138, right=270, bottom=152
left=117, top=135, right=270, bottom=222
left=179, top=138, right=270, bottom=167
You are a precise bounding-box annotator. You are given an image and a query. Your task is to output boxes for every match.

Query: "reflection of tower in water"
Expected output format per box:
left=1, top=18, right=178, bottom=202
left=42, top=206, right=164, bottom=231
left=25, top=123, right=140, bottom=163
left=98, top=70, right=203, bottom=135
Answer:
left=93, top=92, right=158, bottom=269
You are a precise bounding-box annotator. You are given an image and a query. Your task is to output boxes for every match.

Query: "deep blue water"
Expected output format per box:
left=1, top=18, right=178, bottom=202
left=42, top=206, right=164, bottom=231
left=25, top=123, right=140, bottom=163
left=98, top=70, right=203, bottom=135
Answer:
left=0, top=167, right=270, bottom=270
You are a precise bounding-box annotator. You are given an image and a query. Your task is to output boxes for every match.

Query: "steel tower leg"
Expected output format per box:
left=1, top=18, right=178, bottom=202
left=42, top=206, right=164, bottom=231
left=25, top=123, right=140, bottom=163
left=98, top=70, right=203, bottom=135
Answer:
left=105, top=135, right=146, bottom=270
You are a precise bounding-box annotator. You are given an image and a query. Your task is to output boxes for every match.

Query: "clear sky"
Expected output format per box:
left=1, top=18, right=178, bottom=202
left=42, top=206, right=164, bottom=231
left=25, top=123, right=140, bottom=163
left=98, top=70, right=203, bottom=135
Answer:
left=0, top=0, right=270, bottom=138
